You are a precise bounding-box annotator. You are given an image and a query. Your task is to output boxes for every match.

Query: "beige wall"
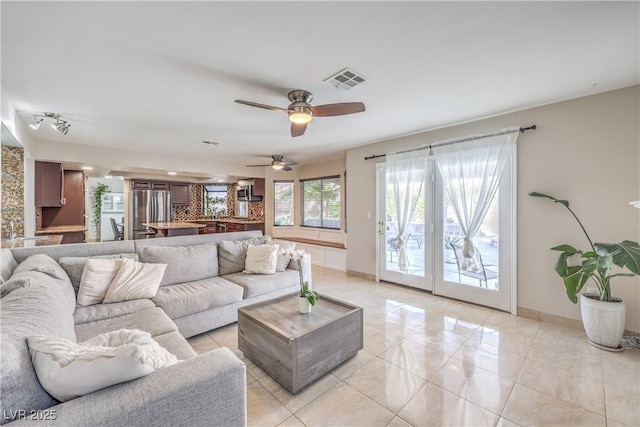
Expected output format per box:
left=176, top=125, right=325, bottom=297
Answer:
left=345, top=86, right=640, bottom=331
left=264, top=156, right=346, bottom=239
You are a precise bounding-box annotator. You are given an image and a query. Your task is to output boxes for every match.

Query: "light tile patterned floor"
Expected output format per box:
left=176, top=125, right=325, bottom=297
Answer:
left=187, top=266, right=640, bottom=427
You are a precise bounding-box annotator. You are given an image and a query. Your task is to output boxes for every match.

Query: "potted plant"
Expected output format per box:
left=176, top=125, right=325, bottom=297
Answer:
left=290, top=249, right=319, bottom=314
left=91, top=183, right=111, bottom=242
left=529, top=192, right=640, bottom=350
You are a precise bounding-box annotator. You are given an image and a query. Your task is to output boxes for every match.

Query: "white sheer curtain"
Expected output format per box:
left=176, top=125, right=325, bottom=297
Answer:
left=386, top=150, right=429, bottom=272
left=432, top=127, right=519, bottom=271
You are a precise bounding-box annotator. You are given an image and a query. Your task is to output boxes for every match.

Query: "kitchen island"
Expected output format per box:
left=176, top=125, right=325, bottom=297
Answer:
left=142, top=222, right=206, bottom=237
left=192, top=218, right=265, bottom=234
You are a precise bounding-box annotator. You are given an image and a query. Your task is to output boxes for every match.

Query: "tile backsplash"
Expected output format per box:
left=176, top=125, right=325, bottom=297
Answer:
left=1, top=146, right=25, bottom=237
left=172, top=183, right=265, bottom=221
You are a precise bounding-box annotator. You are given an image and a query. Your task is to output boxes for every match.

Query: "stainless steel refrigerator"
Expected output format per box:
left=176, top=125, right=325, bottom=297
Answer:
left=128, top=190, right=172, bottom=239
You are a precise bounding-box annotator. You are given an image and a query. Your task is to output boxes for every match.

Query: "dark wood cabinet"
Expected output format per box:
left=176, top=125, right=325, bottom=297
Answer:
left=131, top=180, right=151, bottom=190
left=252, top=178, right=265, bottom=197
left=198, top=222, right=218, bottom=234
left=60, top=231, right=85, bottom=244
left=170, top=183, right=190, bottom=205
left=131, top=180, right=169, bottom=190
left=153, top=182, right=169, bottom=190
left=225, top=222, right=265, bottom=233
left=41, top=170, right=85, bottom=229
left=35, top=161, right=63, bottom=207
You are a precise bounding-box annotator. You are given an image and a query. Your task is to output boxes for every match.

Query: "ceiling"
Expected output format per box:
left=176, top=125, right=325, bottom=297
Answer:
left=2, top=2, right=638, bottom=178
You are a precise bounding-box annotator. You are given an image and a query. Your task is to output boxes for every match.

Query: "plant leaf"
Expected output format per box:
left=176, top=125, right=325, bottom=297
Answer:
left=550, top=244, right=580, bottom=254
left=595, top=241, right=640, bottom=275
left=563, top=265, right=590, bottom=303
left=528, top=192, right=570, bottom=207
left=554, top=253, right=570, bottom=277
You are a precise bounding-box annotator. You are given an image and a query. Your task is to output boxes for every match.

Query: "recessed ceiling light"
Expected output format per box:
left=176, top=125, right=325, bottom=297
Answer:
left=168, top=171, right=177, bottom=176
left=104, top=175, right=112, bottom=179
left=81, top=166, right=93, bottom=170
left=217, top=179, right=224, bottom=182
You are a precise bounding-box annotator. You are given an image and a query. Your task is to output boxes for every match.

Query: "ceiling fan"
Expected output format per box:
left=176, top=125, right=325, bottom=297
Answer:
left=246, top=155, right=298, bottom=171
left=235, top=89, right=365, bottom=137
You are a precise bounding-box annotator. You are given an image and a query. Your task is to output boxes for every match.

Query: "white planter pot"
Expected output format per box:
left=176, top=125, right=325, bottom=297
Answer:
left=580, top=293, right=625, bottom=349
left=298, top=297, right=312, bottom=314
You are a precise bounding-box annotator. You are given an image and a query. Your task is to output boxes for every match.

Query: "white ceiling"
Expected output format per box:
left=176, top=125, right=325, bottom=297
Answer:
left=2, top=1, right=638, bottom=177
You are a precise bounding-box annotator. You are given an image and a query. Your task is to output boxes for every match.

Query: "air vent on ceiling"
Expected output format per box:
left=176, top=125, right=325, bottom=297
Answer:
left=325, top=67, right=367, bottom=91
left=201, top=140, right=220, bottom=146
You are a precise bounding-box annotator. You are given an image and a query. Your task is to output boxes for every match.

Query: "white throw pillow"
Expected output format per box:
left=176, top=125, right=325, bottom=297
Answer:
left=27, top=329, right=179, bottom=402
left=102, top=258, right=166, bottom=304
left=77, top=259, right=123, bottom=306
left=243, top=244, right=278, bottom=275
left=267, top=241, right=296, bottom=272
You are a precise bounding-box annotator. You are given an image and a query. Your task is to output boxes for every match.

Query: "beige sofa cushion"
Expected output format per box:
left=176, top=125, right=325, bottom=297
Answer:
left=218, top=236, right=271, bottom=275
left=222, top=269, right=298, bottom=299
left=152, top=277, right=244, bottom=319
left=140, top=243, right=218, bottom=286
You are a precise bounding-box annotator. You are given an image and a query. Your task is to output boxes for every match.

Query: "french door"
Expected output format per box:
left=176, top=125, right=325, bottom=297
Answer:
left=376, top=162, right=434, bottom=291
left=376, top=153, right=516, bottom=312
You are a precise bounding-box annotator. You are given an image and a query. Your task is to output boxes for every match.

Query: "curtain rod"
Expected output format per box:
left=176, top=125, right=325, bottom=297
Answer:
left=364, top=125, right=537, bottom=161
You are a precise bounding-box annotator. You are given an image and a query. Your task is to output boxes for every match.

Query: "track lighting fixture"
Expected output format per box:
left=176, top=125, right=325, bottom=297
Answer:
left=29, top=117, right=43, bottom=130
left=29, top=112, right=71, bottom=135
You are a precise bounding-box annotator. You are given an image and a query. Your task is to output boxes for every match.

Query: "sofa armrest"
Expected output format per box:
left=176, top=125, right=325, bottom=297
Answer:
left=11, top=348, right=246, bottom=427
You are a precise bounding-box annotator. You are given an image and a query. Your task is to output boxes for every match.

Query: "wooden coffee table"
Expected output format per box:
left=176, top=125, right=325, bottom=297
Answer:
left=238, top=294, right=363, bottom=394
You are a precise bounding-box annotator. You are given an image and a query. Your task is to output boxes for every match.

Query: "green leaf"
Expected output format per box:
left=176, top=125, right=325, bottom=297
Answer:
left=550, top=244, right=580, bottom=254
left=528, top=192, right=570, bottom=207
left=595, top=241, right=640, bottom=275
left=554, top=253, right=570, bottom=277
left=563, top=265, right=590, bottom=304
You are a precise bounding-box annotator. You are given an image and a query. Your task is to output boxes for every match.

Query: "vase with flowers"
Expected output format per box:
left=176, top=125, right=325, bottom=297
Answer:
left=289, top=249, right=319, bottom=314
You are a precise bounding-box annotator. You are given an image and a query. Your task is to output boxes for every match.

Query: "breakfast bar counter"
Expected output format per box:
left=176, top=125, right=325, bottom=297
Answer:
left=142, top=222, right=206, bottom=237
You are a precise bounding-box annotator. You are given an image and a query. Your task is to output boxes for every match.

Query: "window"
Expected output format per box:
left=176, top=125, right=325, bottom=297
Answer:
left=237, top=200, right=248, bottom=217
left=274, top=181, right=294, bottom=226
left=301, top=176, right=341, bottom=229
left=203, top=185, right=227, bottom=217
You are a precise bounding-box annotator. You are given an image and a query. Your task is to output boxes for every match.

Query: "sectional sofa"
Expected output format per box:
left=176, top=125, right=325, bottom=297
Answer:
left=0, top=231, right=310, bottom=426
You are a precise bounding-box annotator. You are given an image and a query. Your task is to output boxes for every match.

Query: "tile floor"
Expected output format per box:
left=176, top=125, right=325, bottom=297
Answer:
left=187, top=266, right=640, bottom=427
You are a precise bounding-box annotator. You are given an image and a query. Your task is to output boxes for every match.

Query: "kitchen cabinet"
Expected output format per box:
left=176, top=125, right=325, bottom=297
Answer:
left=58, top=231, right=85, bottom=244
left=35, top=161, right=63, bottom=207
left=252, top=178, right=265, bottom=197
left=40, top=170, right=85, bottom=234
left=170, top=183, right=190, bottom=205
left=131, top=180, right=170, bottom=190
left=225, top=222, right=265, bottom=234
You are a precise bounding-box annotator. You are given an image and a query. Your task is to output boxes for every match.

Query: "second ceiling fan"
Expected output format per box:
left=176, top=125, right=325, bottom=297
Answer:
left=235, top=90, right=365, bottom=137
left=246, top=155, right=298, bottom=171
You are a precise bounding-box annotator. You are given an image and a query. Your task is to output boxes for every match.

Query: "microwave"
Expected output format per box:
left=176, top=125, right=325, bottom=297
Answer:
left=237, top=185, right=262, bottom=201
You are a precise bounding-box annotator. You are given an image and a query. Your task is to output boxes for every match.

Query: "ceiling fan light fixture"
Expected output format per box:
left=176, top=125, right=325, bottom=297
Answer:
left=288, top=107, right=313, bottom=124
left=272, top=162, right=284, bottom=170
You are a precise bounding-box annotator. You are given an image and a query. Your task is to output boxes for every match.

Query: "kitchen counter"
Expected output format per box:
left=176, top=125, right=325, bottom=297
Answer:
left=143, top=222, right=205, bottom=238
left=35, top=225, right=87, bottom=234
left=193, top=218, right=265, bottom=224
left=1, top=235, right=63, bottom=249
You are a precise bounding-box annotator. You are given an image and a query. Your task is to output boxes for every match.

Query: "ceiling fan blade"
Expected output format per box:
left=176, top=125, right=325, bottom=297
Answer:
left=291, top=123, right=307, bottom=137
left=284, top=161, right=298, bottom=166
left=235, top=100, right=289, bottom=113
left=246, top=164, right=271, bottom=167
left=282, top=165, right=292, bottom=171
left=311, top=102, right=365, bottom=117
